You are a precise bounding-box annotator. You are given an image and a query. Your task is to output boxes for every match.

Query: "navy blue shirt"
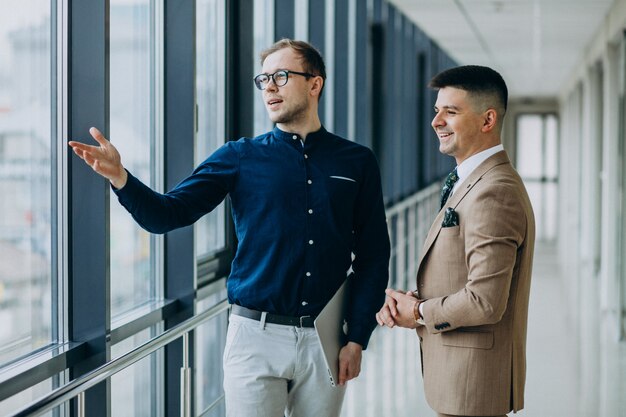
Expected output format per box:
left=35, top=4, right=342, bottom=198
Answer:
left=115, top=126, right=390, bottom=348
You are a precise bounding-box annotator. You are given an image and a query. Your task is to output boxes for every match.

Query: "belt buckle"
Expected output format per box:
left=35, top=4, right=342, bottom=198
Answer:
left=299, top=315, right=311, bottom=327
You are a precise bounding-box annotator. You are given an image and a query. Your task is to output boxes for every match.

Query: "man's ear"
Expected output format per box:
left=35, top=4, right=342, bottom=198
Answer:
left=310, top=76, right=324, bottom=98
left=481, top=108, right=498, bottom=132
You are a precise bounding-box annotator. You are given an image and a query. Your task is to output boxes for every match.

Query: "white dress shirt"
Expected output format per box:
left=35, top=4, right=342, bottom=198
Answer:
left=452, top=144, right=504, bottom=195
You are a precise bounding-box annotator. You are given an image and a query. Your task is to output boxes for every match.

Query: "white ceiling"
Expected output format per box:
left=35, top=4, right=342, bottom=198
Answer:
left=389, top=0, right=616, bottom=99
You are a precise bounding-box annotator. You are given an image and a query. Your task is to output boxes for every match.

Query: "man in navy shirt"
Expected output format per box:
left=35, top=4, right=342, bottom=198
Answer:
left=69, top=39, right=390, bottom=417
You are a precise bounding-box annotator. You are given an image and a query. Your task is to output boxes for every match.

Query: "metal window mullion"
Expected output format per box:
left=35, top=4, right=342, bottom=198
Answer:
left=149, top=7, right=167, bottom=413
left=55, top=0, right=69, bottom=351
left=163, top=0, right=197, bottom=415
left=151, top=0, right=165, bottom=302
left=67, top=0, right=111, bottom=415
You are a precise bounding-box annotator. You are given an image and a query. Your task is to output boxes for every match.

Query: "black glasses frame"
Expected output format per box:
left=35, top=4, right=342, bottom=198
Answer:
left=253, top=69, right=315, bottom=90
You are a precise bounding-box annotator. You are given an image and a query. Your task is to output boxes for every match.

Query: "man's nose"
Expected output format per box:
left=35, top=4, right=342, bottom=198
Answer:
left=265, top=77, right=279, bottom=92
left=431, top=113, right=444, bottom=128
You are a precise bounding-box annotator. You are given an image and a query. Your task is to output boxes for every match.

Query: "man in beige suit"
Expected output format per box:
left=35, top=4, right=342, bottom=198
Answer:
left=376, top=65, right=535, bottom=417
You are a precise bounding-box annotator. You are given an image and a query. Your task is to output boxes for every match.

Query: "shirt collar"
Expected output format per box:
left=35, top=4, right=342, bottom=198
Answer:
left=454, top=144, right=504, bottom=190
left=272, top=125, right=327, bottom=143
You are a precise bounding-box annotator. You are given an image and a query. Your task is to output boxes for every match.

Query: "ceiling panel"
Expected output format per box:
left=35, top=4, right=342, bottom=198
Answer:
left=388, top=0, right=615, bottom=98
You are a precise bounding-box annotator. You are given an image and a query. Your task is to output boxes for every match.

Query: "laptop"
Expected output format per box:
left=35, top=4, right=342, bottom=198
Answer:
left=314, top=275, right=350, bottom=387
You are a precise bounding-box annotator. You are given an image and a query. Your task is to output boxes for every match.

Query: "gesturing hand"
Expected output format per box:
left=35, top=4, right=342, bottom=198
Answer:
left=68, top=127, right=128, bottom=189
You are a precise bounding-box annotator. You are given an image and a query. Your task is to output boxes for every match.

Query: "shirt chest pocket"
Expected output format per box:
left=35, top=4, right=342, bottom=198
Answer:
left=322, top=176, right=359, bottom=230
left=326, top=175, right=358, bottom=202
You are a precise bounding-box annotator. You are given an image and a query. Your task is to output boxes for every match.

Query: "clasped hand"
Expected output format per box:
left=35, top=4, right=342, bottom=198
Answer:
left=375, top=288, right=420, bottom=329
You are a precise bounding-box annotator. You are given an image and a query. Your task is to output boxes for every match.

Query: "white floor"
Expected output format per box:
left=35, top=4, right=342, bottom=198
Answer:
left=341, top=242, right=626, bottom=417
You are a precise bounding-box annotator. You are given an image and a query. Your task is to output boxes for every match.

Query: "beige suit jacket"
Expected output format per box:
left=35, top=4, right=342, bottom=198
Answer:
left=415, top=151, right=535, bottom=416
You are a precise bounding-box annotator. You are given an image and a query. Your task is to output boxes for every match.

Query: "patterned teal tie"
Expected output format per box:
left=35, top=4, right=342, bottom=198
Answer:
left=440, top=168, right=459, bottom=209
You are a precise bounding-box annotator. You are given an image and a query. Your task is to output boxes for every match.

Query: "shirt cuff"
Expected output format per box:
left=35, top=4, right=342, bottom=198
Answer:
left=347, top=325, right=374, bottom=350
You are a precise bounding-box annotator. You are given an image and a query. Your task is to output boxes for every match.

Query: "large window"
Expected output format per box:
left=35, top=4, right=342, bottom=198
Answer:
left=0, top=0, right=54, bottom=366
left=516, top=114, right=559, bottom=241
left=109, top=0, right=161, bottom=317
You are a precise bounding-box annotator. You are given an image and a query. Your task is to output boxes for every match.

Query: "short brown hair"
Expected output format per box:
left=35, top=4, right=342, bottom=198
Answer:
left=429, top=65, right=508, bottom=115
left=260, top=39, right=326, bottom=99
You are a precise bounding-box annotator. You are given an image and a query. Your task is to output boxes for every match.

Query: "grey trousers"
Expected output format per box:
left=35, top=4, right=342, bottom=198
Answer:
left=223, top=314, right=346, bottom=417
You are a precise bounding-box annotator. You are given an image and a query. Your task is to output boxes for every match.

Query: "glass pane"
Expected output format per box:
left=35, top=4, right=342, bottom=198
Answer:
left=110, top=0, right=156, bottom=316
left=0, top=0, right=53, bottom=364
left=516, top=114, right=543, bottom=178
left=0, top=375, right=58, bottom=416
left=195, top=288, right=227, bottom=416
left=195, top=0, right=226, bottom=257
left=253, top=0, right=274, bottom=136
left=111, top=328, right=162, bottom=417
left=545, top=114, right=558, bottom=179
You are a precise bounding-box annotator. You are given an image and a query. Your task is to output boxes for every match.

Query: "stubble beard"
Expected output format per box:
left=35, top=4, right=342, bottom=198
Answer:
left=438, top=134, right=457, bottom=157
left=269, top=97, right=309, bottom=125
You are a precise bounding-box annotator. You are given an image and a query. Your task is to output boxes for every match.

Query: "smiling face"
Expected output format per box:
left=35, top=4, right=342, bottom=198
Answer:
left=431, top=87, right=490, bottom=164
left=261, top=47, right=319, bottom=126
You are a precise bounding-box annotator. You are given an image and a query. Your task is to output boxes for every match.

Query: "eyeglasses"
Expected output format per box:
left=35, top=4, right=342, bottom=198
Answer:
left=253, top=69, right=315, bottom=90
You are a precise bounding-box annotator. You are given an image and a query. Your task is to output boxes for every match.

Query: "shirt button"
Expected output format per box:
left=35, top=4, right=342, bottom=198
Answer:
left=306, top=272, right=311, bottom=277
left=301, top=301, right=308, bottom=306
left=307, top=179, right=312, bottom=185
left=308, top=240, right=314, bottom=245
left=308, top=209, right=313, bottom=214
left=304, top=154, right=308, bottom=159
left=292, top=135, right=298, bottom=140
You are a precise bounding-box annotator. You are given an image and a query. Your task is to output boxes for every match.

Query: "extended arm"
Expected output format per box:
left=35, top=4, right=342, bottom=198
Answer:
left=69, top=128, right=239, bottom=234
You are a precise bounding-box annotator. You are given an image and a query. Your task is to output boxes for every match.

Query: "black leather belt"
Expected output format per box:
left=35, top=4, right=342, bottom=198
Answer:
left=231, top=305, right=316, bottom=328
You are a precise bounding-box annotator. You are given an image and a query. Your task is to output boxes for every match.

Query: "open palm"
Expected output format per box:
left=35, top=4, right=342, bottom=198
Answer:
left=68, top=127, right=128, bottom=189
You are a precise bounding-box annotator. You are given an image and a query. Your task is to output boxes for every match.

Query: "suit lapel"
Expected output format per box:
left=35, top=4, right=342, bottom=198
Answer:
left=416, top=151, right=511, bottom=270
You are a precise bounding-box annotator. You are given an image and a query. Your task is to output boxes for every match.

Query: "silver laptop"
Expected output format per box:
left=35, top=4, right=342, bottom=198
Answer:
left=314, top=276, right=350, bottom=387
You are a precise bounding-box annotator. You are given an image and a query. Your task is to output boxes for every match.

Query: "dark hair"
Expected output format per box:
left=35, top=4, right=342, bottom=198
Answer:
left=260, top=39, right=326, bottom=99
left=429, top=65, right=508, bottom=113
